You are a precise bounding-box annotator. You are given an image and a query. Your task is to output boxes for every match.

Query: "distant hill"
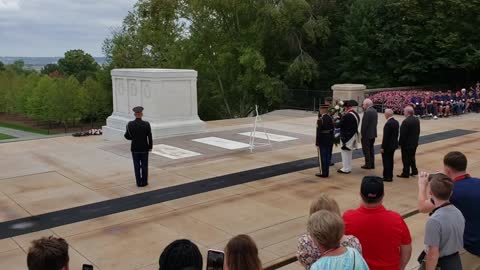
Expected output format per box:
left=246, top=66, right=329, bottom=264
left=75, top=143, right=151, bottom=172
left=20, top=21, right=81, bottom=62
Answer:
left=0, top=56, right=107, bottom=71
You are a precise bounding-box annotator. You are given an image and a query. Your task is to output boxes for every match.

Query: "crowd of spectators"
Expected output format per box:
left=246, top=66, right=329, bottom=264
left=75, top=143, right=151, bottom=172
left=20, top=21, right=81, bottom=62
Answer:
left=25, top=152, right=479, bottom=270
left=369, top=84, right=480, bottom=118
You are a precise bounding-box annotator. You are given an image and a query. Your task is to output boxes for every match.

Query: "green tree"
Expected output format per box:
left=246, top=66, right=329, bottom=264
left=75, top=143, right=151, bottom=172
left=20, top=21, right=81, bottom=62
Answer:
left=17, top=73, right=41, bottom=114
left=339, top=0, right=480, bottom=87
left=6, top=60, right=30, bottom=75
left=41, top=63, right=61, bottom=77
left=58, top=50, right=99, bottom=82
left=45, top=76, right=85, bottom=132
left=26, top=76, right=53, bottom=121
left=105, top=0, right=332, bottom=119
left=82, top=77, right=111, bottom=126
left=0, top=61, right=4, bottom=71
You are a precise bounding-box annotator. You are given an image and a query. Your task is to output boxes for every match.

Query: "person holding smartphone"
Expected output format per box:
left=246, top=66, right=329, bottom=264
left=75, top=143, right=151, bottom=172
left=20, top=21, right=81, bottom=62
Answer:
left=417, top=152, right=480, bottom=270
left=417, top=173, right=464, bottom=270
left=159, top=239, right=203, bottom=270
left=27, top=236, right=69, bottom=270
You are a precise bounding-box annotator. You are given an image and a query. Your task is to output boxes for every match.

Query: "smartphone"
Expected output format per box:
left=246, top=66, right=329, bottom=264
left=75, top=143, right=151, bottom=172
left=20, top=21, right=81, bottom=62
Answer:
left=82, top=264, right=94, bottom=270
left=206, top=249, right=224, bottom=270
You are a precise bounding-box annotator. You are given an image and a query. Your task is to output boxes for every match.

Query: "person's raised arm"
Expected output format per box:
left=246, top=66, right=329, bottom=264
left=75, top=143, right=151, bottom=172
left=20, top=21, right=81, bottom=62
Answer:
left=418, top=172, right=435, bottom=213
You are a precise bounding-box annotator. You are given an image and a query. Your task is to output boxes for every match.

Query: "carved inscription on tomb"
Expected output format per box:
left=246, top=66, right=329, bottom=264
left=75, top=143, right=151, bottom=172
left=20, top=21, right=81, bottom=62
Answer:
left=128, top=79, right=137, bottom=96
left=141, top=80, right=151, bottom=98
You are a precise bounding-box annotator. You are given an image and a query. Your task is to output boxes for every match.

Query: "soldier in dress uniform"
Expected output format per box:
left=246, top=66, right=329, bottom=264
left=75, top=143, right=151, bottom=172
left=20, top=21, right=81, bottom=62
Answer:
left=124, top=106, right=153, bottom=187
left=315, top=105, right=334, bottom=178
left=337, top=100, right=360, bottom=174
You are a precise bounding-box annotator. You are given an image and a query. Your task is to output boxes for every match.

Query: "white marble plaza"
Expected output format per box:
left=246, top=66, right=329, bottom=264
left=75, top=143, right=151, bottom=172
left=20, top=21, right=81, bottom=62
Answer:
left=192, top=137, right=250, bottom=150
left=151, top=144, right=202, bottom=160
left=238, top=132, right=298, bottom=142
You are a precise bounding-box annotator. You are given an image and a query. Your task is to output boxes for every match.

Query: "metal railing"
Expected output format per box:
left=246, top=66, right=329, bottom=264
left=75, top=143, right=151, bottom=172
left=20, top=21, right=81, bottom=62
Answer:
left=281, top=89, right=333, bottom=112
left=263, top=209, right=420, bottom=270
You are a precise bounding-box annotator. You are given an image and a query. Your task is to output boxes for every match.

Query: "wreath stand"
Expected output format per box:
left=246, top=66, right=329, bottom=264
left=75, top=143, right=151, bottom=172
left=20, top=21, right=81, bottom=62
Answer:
left=248, top=105, right=272, bottom=152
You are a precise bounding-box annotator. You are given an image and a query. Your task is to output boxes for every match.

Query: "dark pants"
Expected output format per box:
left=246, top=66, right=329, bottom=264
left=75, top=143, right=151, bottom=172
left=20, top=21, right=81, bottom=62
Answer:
left=401, top=147, right=418, bottom=176
left=452, top=104, right=461, bottom=115
left=419, top=252, right=462, bottom=270
left=362, top=138, right=375, bottom=168
left=318, top=144, right=332, bottom=176
left=427, top=104, right=438, bottom=116
left=382, top=150, right=395, bottom=179
left=132, top=152, right=149, bottom=186
left=438, top=252, right=462, bottom=270
left=414, top=106, right=425, bottom=116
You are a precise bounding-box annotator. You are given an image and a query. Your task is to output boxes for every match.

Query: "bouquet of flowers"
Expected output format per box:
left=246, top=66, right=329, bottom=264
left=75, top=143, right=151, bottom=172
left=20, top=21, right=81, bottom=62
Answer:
left=329, top=100, right=344, bottom=146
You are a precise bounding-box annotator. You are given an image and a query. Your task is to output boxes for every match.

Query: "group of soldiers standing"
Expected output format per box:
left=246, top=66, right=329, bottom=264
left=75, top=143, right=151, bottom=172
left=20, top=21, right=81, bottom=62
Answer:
left=315, top=99, right=420, bottom=182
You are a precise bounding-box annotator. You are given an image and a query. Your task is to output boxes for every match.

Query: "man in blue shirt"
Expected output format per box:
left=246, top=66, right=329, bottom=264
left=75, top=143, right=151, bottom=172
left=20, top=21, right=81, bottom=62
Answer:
left=470, top=88, right=480, bottom=113
left=410, top=96, right=425, bottom=117
left=425, top=93, right=438, bottom=119
left=445, top=91, right=455, bottom=116
left=417, top=152, right=480, bottom=269
left=434, top=91, right=450, bottom=117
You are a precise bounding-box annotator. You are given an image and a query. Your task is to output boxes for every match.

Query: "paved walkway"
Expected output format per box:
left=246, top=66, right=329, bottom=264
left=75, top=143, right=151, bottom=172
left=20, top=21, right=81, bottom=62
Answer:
left=0, top=127, right=50, bottom=143
left=1, top=111, right=480, bottom=270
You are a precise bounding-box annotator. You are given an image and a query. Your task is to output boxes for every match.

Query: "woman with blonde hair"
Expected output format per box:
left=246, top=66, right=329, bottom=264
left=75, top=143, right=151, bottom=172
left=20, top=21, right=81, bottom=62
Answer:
left=224, top=234, right=262, bottom=270
left=308, top=210, right=368, bottom=269
left=297, top=194, right=362, bottom=269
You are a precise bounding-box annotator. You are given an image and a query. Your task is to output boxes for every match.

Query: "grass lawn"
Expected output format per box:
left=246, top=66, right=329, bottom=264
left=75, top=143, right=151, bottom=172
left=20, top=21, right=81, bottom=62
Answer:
left=0, top=122, right=50, bottom=135
left=0, top=133, right=16, bottom=140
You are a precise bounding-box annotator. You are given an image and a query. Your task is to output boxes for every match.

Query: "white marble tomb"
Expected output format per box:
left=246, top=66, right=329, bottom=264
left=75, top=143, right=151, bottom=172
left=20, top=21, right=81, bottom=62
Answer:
left=103, top=69, right=206, bottom=140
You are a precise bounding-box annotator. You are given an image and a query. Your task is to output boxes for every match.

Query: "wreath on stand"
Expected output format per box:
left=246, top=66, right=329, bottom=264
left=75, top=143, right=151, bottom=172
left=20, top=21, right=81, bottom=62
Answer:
left=328, top=100, right=345, bottom=147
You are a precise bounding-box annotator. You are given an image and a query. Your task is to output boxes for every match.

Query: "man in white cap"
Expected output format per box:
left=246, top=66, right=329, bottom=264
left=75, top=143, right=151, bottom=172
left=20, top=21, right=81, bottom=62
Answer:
left=338, top=100, right=360, bottom=174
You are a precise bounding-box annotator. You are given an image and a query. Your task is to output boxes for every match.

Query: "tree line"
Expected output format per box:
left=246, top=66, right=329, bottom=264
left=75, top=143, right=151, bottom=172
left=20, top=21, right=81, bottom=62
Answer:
left=105, top=0, right=480, bottom=120
left=0, top=50, right=112, bottom=132
left=2, top=0, right=480, bottom=125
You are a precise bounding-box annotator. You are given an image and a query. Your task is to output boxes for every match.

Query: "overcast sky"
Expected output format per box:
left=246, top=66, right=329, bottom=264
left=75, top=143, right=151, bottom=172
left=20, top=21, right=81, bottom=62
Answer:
left=0, top=0, right=137, bottom=57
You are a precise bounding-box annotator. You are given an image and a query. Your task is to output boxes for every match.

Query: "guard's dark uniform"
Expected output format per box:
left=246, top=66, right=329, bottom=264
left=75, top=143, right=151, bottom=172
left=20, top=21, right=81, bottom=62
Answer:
left=316, top=113, right=334, bottom=177
left=124, top=107, right=153, bottom=187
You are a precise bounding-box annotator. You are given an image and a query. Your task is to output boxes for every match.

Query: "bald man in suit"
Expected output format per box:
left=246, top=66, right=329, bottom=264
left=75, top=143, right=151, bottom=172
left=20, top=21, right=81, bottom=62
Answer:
left=398, top=106, right=420, bottom=178
left=361, top=98, right=378, bottom=169
left=381, top=109, right=399, bottom=182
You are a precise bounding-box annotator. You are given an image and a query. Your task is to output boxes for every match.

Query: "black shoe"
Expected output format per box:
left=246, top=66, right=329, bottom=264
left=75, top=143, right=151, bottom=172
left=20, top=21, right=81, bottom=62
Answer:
left=411, top=172, right=418, bottom=176
left=316, top=173, right=329, bottom=178
left=383, top=178, right=393, bottom=182
left=139, top=182, right=149, bottom=187
left=361, top=165, right=370, bottom=169
left=397, top=174, right=410, bottom=178
left=330, top=163, right=335, bottom=166
left=337, top=169, right=351, bottom=174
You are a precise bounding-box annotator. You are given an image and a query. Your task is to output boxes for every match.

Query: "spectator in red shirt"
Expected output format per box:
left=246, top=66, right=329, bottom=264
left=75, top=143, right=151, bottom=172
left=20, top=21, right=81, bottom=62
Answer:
left=343, top=176, right=412, bottom=270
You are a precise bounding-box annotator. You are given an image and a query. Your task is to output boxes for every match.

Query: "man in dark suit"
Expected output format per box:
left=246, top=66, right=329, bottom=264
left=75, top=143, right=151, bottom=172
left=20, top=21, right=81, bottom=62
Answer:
left=398, top=106, right=420, bottom=178
left=381, top=109, right=399, bottom=182
left=361, top=98, right=378, bottom=169
left=124, top=106, right=153, bottom=187
left=315, top=105, right=334, bottom=178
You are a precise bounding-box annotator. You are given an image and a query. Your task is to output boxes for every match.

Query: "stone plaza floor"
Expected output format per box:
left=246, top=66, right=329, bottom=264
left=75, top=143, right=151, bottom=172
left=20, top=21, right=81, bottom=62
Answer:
left=1, top=110, right=480, bottom=270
